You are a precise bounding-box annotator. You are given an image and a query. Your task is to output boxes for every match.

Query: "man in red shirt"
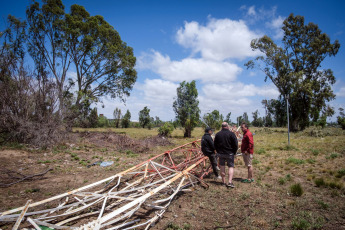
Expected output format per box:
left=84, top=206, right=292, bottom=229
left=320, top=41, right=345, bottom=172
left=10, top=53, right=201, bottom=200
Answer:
left=241, top=122, right=254, bottom=183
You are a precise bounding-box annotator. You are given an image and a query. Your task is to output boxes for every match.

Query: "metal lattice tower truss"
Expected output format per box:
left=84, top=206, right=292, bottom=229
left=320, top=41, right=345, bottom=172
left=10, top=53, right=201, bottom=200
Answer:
left=1, top=140, right=213, bottom=230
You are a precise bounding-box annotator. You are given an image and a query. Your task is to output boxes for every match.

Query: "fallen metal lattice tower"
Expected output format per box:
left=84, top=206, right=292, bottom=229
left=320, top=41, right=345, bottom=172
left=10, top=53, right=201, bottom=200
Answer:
left=0, top=140, right=212, bottom=230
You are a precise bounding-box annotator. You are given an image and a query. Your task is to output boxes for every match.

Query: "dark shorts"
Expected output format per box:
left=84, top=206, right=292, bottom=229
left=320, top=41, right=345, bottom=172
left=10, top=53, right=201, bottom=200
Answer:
left=218, top=154, right=234, bottom=167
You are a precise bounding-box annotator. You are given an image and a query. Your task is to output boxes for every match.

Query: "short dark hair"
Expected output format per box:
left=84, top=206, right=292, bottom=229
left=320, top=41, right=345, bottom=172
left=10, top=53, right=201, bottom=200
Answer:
left=241, top=122, right=249, bottom=128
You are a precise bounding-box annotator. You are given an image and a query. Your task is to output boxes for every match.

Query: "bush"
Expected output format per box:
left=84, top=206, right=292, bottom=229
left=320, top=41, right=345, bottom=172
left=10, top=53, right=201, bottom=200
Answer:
left=158, top=122, right=174, bottom=137
left=286, top=157, right=305, bottom=165
left=256, top=148, right=266, bottom=155
left=97, top=116, right=109, bottom=127
left=314, top=178, right=325, bottom=187
left=290, top=183, right=303, bottom=196
left=335, top=169, right=345, bottom=178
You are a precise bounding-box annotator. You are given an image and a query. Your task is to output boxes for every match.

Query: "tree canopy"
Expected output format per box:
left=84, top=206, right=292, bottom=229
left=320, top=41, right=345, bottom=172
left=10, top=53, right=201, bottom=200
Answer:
left=139, top=106, right=151, bottom=128
left=202, top=110, right=223, bottom=130
left=173, top=81, right=200, bottom=137
left=246, top=13, right=340, bottom=131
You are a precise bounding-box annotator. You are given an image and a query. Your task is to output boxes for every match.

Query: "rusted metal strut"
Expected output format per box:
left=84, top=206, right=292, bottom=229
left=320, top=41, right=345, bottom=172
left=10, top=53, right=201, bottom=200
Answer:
left=0, top=140, right=212, bottom=229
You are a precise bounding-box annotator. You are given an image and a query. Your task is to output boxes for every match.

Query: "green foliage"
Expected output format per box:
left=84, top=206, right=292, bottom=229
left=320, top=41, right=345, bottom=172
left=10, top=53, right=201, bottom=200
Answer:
left=88, top=108, right=98, bottom=128
left=251, top=110, right=264, bottom=127
left=97, top=115, right=109, bottom=128
left=202, top=110, right=223, bottom=130
left=291, top=211, right=324, bottom=230
left=121, top=110, right=131, bottom=128
left=26, top=0, right=137, bottom=122
left=335, top=169, right=345, bottom=178
left=139, top=106, right=151, bottom=128
left=290, top=183, right=303, bottom=196
left=247, top=14, right=340, bottom=131
left=278, top=177, right=286, bottom=185
left=126, top=150, right=138, bottom=158
left=256, top=148, right=266, bottom=155
left=173, top=81, right=200, bottom=137
left=317, top=200, right=329, bottom=210
left=158, top=122, right=174, bottom=137
left=337, top=108, right=345, bottom=130
left=113, top=108, right=121, bottom=128
left=224, top=112, right=232, bottom=124
left=314, top=178, right=326, bottom=187
left=286, top=157, right=305, bottom=165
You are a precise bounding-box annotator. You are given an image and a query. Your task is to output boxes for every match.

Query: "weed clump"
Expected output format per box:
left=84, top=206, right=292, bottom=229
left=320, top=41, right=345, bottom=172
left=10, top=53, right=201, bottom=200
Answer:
left=286, top=157, right=305, bottom=165
left=290, top=183, right=303, bottom=196
left=314, top=178, right=326, bottom=187
left=257, top=148, right=266, bottom=154
left=291, top=211, right=324, bottom=230
left=335, top=169, right=345, bottom=178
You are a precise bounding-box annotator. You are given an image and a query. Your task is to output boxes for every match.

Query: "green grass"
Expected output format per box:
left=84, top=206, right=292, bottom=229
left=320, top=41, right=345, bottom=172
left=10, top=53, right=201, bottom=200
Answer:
left=314, top=178, right=326, bottom=187
left=290, top=183, right=303, bottom=196
left=256, top=148, right=266, bottom=155
left=335, top=169, right=345, bottom=178
left=286, top=157, right=305, bottom=165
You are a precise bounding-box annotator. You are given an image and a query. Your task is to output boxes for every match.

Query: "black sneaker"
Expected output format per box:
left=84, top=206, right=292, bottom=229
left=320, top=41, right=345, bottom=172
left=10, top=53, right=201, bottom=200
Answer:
left=226, top=182, right=235, bottom=188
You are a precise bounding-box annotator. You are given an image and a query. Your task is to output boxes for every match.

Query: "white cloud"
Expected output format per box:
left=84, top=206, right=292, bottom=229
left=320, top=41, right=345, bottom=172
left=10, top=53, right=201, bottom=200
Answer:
left=266, top=15, right=285, bottom=39
left=176, top=17, right=261, bottom=60
left=138, top=50, right=242, bottom=83
left=247, top=6, right=256, bottom=16
left=337, top=87, right=345, bottom=97
left=142, top=79, right=178, bottom=105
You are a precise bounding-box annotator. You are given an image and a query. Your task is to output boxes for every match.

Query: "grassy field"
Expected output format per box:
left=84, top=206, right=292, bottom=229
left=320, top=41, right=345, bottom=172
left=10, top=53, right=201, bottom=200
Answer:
left=1, top=126, right=345, bottom=229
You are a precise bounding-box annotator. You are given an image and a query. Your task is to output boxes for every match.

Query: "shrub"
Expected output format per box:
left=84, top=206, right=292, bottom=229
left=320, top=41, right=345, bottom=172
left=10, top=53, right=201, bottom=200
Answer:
left=310, top=149, right=320, bottom=156
left=286, top=157, right=305, bottom=165
left=278, top=177, right=286, bottom=185
left=256, top=148, right=266, bottom=154
left=335, top=169, right=345, bottom=178
left=290, top=183, right=303, bottom=196
left=158, top=122, right=174, bottom=137
left=328, top=181, right=343, bottom=189
left=314, top=178, right=325, bottom=187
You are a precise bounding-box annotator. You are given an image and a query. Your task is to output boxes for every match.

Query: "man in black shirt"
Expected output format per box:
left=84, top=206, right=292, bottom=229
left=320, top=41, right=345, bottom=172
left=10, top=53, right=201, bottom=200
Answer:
left=214, top=122, right=238, bottom=188
left=201, top=127, right=220, bottom=179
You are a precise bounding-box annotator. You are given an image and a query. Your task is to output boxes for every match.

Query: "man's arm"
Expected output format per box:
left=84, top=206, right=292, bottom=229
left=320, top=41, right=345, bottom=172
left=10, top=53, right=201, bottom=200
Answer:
left=231, top=132, right=238, bottom=153
left=248, top=133, right=254, bottom=153
left=207, top=135, right=215, bottom=152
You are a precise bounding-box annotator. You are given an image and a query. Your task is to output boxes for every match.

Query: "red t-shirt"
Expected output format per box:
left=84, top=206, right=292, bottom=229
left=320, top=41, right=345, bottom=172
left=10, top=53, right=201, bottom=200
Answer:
left=241, top=129, right=254, bottom=154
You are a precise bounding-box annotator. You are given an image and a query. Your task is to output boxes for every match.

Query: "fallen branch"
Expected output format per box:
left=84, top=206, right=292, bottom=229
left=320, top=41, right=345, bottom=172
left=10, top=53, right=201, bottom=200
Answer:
left=0, top=168, right=52, bottom=188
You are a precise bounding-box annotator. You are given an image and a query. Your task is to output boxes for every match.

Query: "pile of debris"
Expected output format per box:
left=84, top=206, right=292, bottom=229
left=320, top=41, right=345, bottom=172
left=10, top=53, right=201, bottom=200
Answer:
left=79, top=132, right=172, bottom=153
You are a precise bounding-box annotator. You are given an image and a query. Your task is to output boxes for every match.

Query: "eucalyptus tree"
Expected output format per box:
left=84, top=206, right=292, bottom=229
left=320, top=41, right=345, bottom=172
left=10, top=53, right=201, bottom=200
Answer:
left=246, top=14, right=340, bottom=131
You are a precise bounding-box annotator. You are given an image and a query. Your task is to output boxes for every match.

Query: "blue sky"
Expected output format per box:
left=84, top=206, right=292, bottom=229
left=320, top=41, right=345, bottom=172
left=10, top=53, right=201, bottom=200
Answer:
left=1, top=0, right=345, bottom=122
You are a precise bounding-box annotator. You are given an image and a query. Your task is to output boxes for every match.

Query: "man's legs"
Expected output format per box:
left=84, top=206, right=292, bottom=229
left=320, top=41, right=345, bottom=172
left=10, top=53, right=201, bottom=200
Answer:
left=208, top=154, right=219, bottom=177
left=248, top=165, right=253, bottom=179
left=228, top=167, right=234, bottom=184
left=220, top=165, right=226, bottom=184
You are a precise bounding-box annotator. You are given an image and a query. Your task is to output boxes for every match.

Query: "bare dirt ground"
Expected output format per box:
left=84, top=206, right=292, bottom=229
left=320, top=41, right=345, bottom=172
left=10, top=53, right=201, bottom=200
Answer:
left=1, top=127, right=345, bottom=230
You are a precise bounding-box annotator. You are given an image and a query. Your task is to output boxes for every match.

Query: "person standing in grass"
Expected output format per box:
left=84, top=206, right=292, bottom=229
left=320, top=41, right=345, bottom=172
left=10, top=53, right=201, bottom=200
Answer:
left=201, top=127, right=221, bottom=179
left=241, top=122, right=254, bottom=183
left=214, top=122, right=238, bottom=188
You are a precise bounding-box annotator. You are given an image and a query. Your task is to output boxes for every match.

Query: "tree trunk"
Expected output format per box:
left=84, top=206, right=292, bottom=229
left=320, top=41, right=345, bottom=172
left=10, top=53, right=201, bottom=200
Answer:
left=291, top=118, right=299, bottom=132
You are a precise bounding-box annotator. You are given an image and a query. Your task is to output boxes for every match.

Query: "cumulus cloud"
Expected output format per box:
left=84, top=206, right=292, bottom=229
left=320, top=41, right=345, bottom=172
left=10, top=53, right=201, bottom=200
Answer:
left=138, top=50, right=242, bottom=83
left=266, top=15, right=285, bottom=39
left=336, top=87, right=345, bottom=97
left=142, top=79, right=178, bottom=105
left=175, top=17, right=261, bottom=60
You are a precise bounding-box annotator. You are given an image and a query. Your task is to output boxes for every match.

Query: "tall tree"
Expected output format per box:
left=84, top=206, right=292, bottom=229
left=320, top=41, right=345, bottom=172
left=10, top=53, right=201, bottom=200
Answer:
left=173, top=81, right=200, bottom=137
left=224, top=112, right=232, bottom=124
left=246, top=14, right=340, bottom=131
left=26, top=0, right=137, bottom=120
left=121, top=109, right=131, bottom=128
left=113, top=107, right=121, bottom=128
left=202, top=110, right=223, bottom=130
left=337, top=108, right=345, bottom=130
left=88, top=107, right=98, bottom=128
left=242, top=112, right=250, bottom=124
left=139, top=106, right=150, bottom=128
left=252, top=110, right=264, bottom=127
